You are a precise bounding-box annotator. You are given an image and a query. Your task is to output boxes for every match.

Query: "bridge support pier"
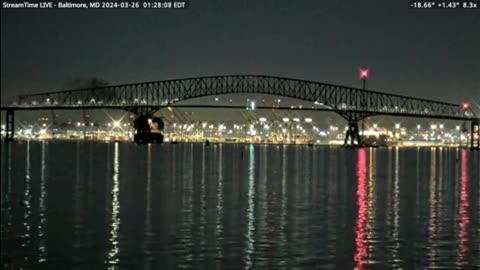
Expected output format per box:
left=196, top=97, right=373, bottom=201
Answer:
left=5, top=109, right=14, bottom=142
left=124, top=106, right=165, bottom=144
left=471, top=120, right=480, bottom=150
left=344, top=120, right=361, bottom=146
left=339, top=112, right=370, bottom=147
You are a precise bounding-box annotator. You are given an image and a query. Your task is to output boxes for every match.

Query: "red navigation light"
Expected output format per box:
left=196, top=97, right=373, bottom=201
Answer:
left=461, top=103, right=470, bottom=110
left=359, top=68, right=369, bottom=79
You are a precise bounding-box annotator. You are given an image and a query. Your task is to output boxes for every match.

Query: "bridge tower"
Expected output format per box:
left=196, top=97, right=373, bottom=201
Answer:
left=5, top=109, right=14, bottom=141
left=471, top=120, right=480, bottom=150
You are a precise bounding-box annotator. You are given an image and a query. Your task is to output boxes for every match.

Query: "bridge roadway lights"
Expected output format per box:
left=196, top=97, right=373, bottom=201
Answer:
left=471, top=120, right=480, bottom=150
left=5, top=109, right=14, bottom=142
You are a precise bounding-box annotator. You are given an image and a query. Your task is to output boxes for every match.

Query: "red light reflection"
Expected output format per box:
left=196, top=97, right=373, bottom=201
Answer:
left=456, top=149, right=469, bottom=267
left=354, top=148, right=367, bottom=270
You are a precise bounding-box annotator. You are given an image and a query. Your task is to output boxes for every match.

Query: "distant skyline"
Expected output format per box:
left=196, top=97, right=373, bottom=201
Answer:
left=1, top=0, right=479, bottom=111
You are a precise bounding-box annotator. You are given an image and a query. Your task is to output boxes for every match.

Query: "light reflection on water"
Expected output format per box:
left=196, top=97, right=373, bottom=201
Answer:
left=245, top=144, right=256, bottom=270
left=107, top=143, right=120, bottom=269
left=0, top=141, right=479, bottom=269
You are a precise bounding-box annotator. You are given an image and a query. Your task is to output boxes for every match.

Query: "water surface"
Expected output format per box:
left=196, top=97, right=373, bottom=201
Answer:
left=1, top=141, right=479, bottom=269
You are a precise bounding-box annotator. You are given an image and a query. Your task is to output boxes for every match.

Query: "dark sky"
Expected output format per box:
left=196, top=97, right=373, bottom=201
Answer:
left=1, top=0, right=479, bottom=111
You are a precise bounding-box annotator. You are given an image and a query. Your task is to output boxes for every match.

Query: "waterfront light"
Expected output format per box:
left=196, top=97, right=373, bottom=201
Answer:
left=373, top=124, right=378, bottom=129
left=77, top=122, right=81, bottom=127
left=305, top=118, right=312, bottom=123
left=215, top=97, right=219, bottom=101
left=259, top=117, right=267, bottom=122
left=417, top=124, right=421, bottom=130
left=431, top=124, right=437, bottom=130
left=439, top=124, right=444, bottom=129
left=293, top=118, right=300, bottom=122
left=113, top=121, right=121, bottom=128
left=282, top=117, right=290, bottom=122
left=395, top=123, right=400, bottom=129
left=456, top=125, right=461, bottom=131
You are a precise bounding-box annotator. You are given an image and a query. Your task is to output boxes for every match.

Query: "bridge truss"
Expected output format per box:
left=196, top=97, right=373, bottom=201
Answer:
left=2, top=75, right=479, bottom=147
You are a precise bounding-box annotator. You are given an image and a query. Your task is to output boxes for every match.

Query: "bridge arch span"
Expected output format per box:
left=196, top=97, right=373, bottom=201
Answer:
left=11, top=74, right=478, bottom=145
left=16, top=74, right=473, bottom=121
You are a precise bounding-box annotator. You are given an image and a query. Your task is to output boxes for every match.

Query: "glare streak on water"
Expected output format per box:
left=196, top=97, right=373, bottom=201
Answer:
left=142, top=144, right=152, bottom=269
left=245, top=145, right=256, bottom=270
left=215, top=144, right=224, bottom=265
left=73, top=143, right=83, bottom=253
left=279, top=146, right=288, bottom=268
left=354, top=148, right=367, bottom=269
left=38, top=142, right=47, bottom=263
left=107, top=143, right=120, bottom=269
left=456, top=149, right=469, bottom=268
left=391, top=147, right=401, bottom=267
left=1, top=144, right=13, bottom=269
left=366, top=148, right=377, bottom=266
left=22, top=141, right=32, bottom=256
left=429, top=148, right=439, bottom=269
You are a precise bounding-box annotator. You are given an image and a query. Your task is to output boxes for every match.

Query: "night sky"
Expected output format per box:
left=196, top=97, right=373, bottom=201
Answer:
left=1, top=0, right=479, bottom=111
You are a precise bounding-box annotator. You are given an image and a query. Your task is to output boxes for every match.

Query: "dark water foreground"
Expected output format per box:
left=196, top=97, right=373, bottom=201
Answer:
left=1, top=141, right=479, bottom=269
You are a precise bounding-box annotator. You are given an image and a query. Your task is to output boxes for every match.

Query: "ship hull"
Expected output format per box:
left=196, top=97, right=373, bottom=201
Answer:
left=134, top=133, right=163, bottom=144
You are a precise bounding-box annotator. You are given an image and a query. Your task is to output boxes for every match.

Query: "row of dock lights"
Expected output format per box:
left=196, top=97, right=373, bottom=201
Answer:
left=281, top=117, right=312, bottom=123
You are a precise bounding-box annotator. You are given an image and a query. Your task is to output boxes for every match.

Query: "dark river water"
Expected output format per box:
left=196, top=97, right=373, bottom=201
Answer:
left=1, top=141, right=479, bottom=269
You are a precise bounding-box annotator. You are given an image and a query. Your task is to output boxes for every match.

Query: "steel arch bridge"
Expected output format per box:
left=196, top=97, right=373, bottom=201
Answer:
left=2, top=74, right=479, bottom=147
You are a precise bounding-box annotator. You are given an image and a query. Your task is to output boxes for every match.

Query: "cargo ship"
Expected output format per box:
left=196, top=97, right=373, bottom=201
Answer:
left=133, top=115, right=164, bottom=144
